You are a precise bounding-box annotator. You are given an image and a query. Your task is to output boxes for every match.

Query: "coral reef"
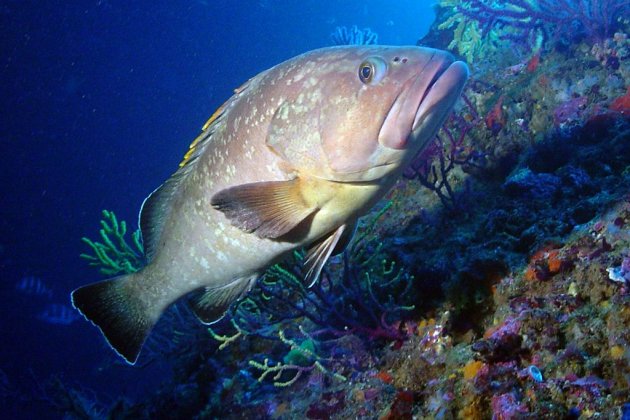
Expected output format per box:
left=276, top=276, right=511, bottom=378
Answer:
left=54, top=4, right=630, bottom=418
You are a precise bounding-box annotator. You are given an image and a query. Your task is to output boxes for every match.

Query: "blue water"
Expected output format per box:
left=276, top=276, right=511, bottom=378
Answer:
left=1, top=1, right=435, bottom=417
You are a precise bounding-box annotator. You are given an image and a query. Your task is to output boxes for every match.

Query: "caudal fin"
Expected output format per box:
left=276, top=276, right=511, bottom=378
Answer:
left=71, top=274, right=156, bottom=365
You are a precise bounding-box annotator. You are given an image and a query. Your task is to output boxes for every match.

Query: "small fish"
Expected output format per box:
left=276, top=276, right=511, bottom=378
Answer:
left=72, top=45, right=468, bottom=364
left=15, top=275, right=53, bottom=298
left=37, top=303, right=81, bottom=325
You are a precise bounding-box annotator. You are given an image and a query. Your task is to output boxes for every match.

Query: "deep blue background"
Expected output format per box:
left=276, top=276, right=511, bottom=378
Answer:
left=0, top=0, right=435, bottom=411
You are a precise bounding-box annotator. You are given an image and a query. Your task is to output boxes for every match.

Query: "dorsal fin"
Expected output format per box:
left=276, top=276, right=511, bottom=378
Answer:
left=139, top=173, right=184, bottom=262
left=178, top=78, right=254, bottom=170
left=139, top=78, right=255, bottom=261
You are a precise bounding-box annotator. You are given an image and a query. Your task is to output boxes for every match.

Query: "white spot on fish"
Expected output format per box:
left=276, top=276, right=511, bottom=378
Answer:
left=216, top=250, right=228, bottom=262
left=280, top=106, right=289, bottom=120
left=200, top=257, right=209, bottom=269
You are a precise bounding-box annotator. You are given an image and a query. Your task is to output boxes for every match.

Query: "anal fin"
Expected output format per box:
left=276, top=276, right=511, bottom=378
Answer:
left=188, top=275, right=258, bottom=324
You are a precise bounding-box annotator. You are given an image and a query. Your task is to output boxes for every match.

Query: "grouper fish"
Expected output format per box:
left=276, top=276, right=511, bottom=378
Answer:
left=71, top=45, right=468, bottom=364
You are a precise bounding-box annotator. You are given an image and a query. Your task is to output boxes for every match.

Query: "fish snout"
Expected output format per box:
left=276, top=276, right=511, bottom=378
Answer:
left=378, top=49, right=469, bottom=151
left=412, top=57, right=469, bottom=133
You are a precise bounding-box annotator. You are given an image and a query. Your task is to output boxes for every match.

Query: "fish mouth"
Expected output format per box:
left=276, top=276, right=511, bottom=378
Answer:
left=411, top=59, right=453, bottom=129
left=378, top=52, right=469, bottom=151
left=411, top=59, right=469, bottom=134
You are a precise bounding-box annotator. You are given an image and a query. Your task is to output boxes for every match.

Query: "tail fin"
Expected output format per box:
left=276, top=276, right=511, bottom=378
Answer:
left=71, top=274, right=156, bottom=365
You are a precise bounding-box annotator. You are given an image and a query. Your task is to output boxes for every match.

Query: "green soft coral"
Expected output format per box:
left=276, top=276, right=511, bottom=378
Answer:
left=80, top=210, right=144, bottom=276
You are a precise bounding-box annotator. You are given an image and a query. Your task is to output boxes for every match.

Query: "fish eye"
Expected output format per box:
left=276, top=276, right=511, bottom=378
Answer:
left=358, top=57, right=387, bottom=85
left=359, top=63, right=373, bottom=82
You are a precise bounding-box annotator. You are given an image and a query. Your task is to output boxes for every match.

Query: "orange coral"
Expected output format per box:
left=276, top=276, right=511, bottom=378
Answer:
left=524, top=266, right=540, bottom=282
left=463, top=360, right=484, bottom=380
left=375, top=371, right=394, bottom=384
left=546, top=249, right=562, bottom=274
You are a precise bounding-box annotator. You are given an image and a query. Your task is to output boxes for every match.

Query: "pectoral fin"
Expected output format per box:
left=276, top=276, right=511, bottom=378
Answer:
left=188, top=275, right=258, bottom=324
left=211, top=178, right=318, bottom=239
left=303, top=224, right=347, bottom=287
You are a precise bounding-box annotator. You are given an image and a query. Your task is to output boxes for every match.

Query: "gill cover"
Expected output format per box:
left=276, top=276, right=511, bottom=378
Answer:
left=266, top=48, right=404, bottom=182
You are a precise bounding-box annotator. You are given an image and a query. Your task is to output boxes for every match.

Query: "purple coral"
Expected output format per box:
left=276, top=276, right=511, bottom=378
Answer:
left=553, top=96, right=588, bottom=127
left=491, top=392, right=529, bottom=419
left=455, top=0, right=630, bottom=46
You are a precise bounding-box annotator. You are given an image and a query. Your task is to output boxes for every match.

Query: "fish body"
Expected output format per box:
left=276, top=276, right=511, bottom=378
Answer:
left=16, top=275, right=52, bottom=298
left=72, top=45, right=468, bottom=364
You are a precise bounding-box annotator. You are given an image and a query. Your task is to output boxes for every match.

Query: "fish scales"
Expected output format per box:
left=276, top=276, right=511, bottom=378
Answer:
left=71, top=45, right=469, bottom=364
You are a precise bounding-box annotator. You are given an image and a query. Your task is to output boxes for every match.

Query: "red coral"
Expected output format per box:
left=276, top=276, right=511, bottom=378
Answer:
left=380, top=390, right=415, bottom=420
left=609, top=86, right=630, bottom=115
left=485, top=96, right=506, bottom=135
left=306, top=391, right=346, bottom=419
left=526, top=51, right=541, bottom=72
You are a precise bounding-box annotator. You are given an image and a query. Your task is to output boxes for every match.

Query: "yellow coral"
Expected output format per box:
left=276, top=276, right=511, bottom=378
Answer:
left=438, top=13, right=484, bottom=64
left=610, top=345, right=625, bottom=360
left=462, top=360, right=484, bottom=380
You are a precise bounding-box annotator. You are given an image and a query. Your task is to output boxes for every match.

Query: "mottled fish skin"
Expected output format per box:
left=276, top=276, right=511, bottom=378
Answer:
left=71, top=45, right=469, bottom=364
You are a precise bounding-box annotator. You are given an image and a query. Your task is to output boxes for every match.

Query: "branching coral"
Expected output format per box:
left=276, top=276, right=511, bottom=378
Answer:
left=439, top=9, right=494, bottom=63
left=221, top=202, right=414, bottom=344
left=80, top=210, right=144, bottom=276
left=330, top=25, right=378, bottom=45
left=209, top=203, right=415, bottom=385
left=248, top=328, right=346, bottom=387
left=438, top=0, right=629, bottom=62
left=404, top=96, right=486, bottom=212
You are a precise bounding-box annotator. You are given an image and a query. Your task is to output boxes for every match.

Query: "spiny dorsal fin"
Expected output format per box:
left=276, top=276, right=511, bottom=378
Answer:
left=303, top=224, right=347, bottom=287
left=188, top=275, right=258, bottom=324
left=211, top=178, right=318, bottom=239
left=178, top=78, right=254, bottom=169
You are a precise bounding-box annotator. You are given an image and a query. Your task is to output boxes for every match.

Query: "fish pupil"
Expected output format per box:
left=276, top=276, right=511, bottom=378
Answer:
left=359, top=63, right=373, bottom=82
